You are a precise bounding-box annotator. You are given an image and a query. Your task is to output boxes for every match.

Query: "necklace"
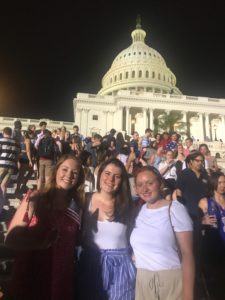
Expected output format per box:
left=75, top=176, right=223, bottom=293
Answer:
left=93, top=195, right=115, bottom=221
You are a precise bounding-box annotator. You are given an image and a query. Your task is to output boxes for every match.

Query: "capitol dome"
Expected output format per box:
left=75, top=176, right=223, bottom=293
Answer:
left=98, top=18, right=182, bottom=96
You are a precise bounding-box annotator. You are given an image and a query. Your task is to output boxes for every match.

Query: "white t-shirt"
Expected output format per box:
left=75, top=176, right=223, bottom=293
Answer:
left=158, top=160, right=177, bottom=180
left=130, top=200, right=193, bottom=271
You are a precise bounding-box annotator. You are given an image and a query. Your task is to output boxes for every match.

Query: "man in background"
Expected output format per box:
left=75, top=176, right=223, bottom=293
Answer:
left=0, top=127, right=20, bottom=214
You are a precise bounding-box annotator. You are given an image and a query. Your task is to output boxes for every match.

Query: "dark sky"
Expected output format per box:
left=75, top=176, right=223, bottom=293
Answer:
left=0, top=0, right=225, bottom=121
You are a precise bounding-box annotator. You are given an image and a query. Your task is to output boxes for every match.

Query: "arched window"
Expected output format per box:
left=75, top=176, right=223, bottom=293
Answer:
left=132, top=71, right=135, bottom=78
left=120, top=73, right=122, bottom=80
left=158, top=73, right=161, bottom=80
left=125, top=71, right=128, bottom=79
left=114, top=75, right=117, bottom=82
left=152, top=71, right=155, bottom=79
left=146, top=70, right=149, bottom=78
left=139, top=70, right=142, bottom=78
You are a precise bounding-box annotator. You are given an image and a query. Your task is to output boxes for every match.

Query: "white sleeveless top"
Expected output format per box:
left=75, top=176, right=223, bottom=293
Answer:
left=89, top=199, right=128, bottom=249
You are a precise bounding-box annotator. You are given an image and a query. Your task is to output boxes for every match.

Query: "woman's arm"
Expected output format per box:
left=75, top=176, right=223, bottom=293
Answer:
left=125, top=152, right=135, bottom=172
left=176, top=231, right=195, bottom=300
left=5, top=226, right=58, bottom=251
left=5, top=192, right=57, bottom=251
left=198, top=198, right=217, bottom=226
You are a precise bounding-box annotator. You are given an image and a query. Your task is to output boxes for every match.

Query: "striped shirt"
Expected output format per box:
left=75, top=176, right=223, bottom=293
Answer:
left=0, top=137, right=20, bottom=169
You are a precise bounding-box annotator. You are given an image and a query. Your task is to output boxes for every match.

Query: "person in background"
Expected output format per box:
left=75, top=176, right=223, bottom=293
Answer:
left=198, top=171, right=225, bottom=299
left=184, top=137, right=195, bottom=157
left=60, top=130, right=72, bottom=156
left=35, top=129, right=59, bottom=191
left=130, top=166, right=194, bottom=300
left=85, top=134, right=103, bottom=169
left=158, top=149, right=177, bottom=191
left=79, top=150, right=95, bottom=193
left=71, top=125, right=85, bottom=147
left=129, top=131, right=140, bottom=162
left=5, top=154, right=85, bottom=300
left=104, top=128, right=117, bottom=157
left=15, top=130, right=34, bottom=196
left=158, top=131, right=170, bottom=150
left=27, top=124, right=36, bottom=132
left=152, top=146, right=165, bottom=169
left=70, top=135, right=83, bottom=157
left=174, top=143, right=186, bottom=177
left=139, top=128, right=152, bottom=149
left=176, top=150, right=209, bottom=286
left=35, top=121, right=47, bottom=138
left=154, top=132, right=162, bottom=148
left=176, top=151, right=209, bottom=222
left=77, top=158, right=136, bottom=300
left=0, top=127, right=20, bottom=214
left=12, top=120, right=23, bottom=145
left=199, top=143, right=219, bottom=175
left=165, top=132, right=178, bottom=152
left=115, top=132, right=126, bottom=154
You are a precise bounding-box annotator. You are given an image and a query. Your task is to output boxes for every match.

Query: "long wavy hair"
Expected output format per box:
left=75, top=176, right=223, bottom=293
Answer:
left=96, top=158, right=133, bottom=224
left=208, top=171, right=225, bottom=197
left=36, top=154, right=85, bottom=213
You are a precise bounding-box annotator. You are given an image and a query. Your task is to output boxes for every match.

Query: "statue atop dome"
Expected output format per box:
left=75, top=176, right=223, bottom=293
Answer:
left=136, top=14, right=142, bottom=29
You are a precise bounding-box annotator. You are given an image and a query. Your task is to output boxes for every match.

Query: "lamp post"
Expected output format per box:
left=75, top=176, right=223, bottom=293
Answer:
left=213, top=124, right=218, bottom=141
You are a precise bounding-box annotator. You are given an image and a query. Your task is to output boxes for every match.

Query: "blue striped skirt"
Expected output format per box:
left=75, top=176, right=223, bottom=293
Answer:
left=76, top=248, right=136, bottom=300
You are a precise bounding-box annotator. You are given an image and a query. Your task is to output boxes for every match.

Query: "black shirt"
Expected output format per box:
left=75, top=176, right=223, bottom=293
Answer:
left=176, top=168, right=209, bottom=218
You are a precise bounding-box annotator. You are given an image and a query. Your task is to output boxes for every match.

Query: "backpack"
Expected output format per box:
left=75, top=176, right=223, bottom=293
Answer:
left=37, top=136, right=56, bottom=159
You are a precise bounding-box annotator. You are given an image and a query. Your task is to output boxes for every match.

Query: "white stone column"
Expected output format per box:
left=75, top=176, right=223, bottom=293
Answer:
left=112, top=111, right=116, bottom=129
left=181, top=111, right=187, bottom=137
left=110, top=111, right=114, bottom=131
left=198, top=113, right=204, bottom=141
left=126, top=107, right=130, bottom=134
left=117, top=107, right=123, bottom=132
left=75, top=108, right=81, bottom=129
left=80, top=109, right=84, bottom=133
left=83, top=109, right=89, bottom=136
left=103, top=111, right=108, bottom=134
left=86, top=109, right=90, bottom=136
left=129, top=114, right=132, bottom=135
left=182, top=111, right=187, bottom=124
left=149, top=109, right=154, bottom=130
left=220, top=115, right=225, bottom=141
left=205, top=113, right=210, bottom=140
left=143, top=108, right=147, bottom=129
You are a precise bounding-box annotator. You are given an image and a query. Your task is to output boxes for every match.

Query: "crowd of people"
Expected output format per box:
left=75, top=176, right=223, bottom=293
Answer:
left=0, top=119, right=225, bottom=299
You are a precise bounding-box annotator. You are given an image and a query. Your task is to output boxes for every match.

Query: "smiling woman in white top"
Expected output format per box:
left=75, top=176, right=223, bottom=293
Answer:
left=77, top=158, right=136, bottom=300
left=130, top=166, right=194, bottom=300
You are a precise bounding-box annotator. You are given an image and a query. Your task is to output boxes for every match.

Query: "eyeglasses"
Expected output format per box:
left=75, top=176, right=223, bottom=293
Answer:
left=193, top=159, right=203, bottom=163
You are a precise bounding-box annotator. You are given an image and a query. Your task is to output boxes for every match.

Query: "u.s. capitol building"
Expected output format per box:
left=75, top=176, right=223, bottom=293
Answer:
left=73, top=19, right=225, bottom=142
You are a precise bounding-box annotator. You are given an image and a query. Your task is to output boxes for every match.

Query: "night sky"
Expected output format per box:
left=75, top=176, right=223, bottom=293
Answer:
left=0, top=0, right=225, bottom=122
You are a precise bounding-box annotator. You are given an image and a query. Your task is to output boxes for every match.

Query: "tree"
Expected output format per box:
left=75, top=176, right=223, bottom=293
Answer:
left=157, top=110, right=186, bottom=134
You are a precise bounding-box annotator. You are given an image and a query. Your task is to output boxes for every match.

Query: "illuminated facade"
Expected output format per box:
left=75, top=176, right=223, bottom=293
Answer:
left=73, top=20, right=225, bottom=142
